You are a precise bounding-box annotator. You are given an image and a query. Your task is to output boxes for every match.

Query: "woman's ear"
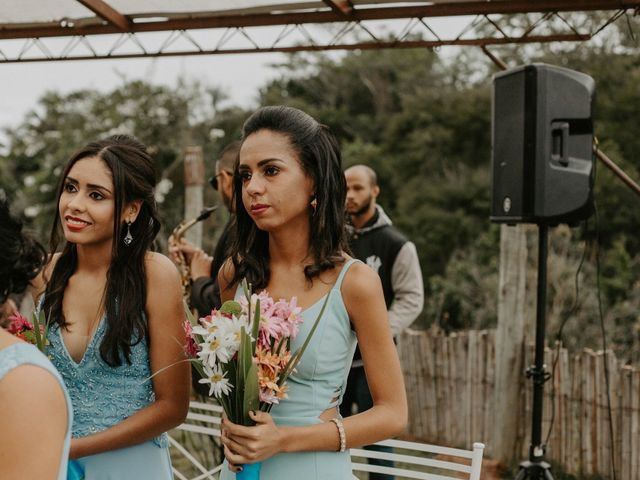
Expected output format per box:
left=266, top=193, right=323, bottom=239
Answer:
left=123, top=200, right=142, bottom=224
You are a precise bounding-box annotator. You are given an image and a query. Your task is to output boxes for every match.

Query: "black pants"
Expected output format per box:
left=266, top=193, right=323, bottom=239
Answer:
left=341, top=366, right=395, bottom=480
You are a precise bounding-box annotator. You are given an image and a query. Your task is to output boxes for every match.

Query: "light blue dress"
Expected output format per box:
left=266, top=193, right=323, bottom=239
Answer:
left=0, top=342, right=73, bottom=480
left=221, top=259, right=359, bottom=480
left=47, top=314, right=173, bottom=480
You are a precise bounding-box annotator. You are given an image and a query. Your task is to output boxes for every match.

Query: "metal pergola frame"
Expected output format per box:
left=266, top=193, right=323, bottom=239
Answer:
left=0, top=0, right=638, bottom=62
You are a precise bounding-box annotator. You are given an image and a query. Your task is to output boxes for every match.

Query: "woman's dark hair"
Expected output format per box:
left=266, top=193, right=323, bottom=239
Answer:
left=43, top=134, right=160, bottom=367
left=230, top=105, right=348, bottom=290
left=0, top=199, right=46, bottom=304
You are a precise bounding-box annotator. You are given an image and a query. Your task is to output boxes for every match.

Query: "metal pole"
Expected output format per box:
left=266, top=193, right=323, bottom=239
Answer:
left=530, top=224, right=548, bottom=461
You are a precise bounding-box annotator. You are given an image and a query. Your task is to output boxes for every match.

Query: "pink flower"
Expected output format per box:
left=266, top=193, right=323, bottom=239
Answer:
left=7, top=312, right=34, bottom=335
left=183, top=319, right=200, bottom=358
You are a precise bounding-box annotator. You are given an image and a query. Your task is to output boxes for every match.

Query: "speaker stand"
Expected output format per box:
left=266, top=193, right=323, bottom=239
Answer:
left=515, top=224, right=555, bottom=480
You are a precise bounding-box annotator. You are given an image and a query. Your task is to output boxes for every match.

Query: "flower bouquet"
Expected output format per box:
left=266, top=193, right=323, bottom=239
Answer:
left=183, top=280, right=328, bottom=479
left=7, top=310, right=85, bottom=480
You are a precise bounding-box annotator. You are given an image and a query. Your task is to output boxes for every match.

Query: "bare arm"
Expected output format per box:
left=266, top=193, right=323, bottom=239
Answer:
left=0, top=363, right=68, bottom=479
left=70, top=253, right=191, bottom=458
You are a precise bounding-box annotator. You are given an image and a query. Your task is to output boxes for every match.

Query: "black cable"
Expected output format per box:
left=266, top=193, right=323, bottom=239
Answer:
left=543, top=221, right=588, bottom=448
left=593, top=142, right=618, bottom=480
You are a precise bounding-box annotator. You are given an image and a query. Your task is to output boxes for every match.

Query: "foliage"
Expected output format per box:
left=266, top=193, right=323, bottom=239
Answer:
left=2, top=18, right=640, bottom=361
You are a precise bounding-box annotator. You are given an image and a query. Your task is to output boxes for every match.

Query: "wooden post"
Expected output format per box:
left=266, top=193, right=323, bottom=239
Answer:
left=492, top=224, right=528, bottom=463
left=183, top=146, right=205, bottom=248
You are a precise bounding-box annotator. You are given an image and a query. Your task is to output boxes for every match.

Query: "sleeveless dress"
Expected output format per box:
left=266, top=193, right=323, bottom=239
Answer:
left=0, top=342, right=73, bottom=480
left=221, top=259, right=360, bottom=480
left=47, top=313, right=173, bottom=480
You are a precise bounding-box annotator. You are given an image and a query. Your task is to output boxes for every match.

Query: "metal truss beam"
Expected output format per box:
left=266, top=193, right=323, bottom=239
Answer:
left=0, top=0, right=638, bottom=40
left=75, top=0, right=131, bottom=32
left=0, top=34, right=590, bottom=63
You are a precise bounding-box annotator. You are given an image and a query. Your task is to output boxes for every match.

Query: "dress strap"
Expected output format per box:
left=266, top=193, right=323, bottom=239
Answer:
left=333, top=258, right=361, bottom=290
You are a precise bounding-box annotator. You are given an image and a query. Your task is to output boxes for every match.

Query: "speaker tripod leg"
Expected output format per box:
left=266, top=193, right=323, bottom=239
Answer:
left=514, top=460, right=554, bottom=480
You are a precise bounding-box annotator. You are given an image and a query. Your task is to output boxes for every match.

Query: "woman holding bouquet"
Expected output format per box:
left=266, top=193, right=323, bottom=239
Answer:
left=218, top=106, right=408, bottom=478
left=33, top=135, right=190, bottom=479
left=0, top=198, right=72, bottom=479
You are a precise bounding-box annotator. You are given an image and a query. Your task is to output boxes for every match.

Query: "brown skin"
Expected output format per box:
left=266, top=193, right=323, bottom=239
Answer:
left=33, top=156, right=190, bottom=459
left=0, top=329, right=68, bottom=480
left=345, top=165, right=380, bottom=230
left=218, top=129, right=407, bottom=472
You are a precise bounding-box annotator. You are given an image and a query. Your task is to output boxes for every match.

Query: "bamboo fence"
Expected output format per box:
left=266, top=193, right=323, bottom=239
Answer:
left=397, top=328, right=640, bottom=480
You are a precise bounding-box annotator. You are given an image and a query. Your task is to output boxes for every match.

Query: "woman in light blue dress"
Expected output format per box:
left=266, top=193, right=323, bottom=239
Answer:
left=33, top=135, right=191, bottom=479
left=0, top=198, right=72, bottom=480
left=218, top=106, right=408, bottom=478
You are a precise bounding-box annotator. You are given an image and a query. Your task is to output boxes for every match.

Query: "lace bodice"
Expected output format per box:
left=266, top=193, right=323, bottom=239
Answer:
left=47, top=316, right=167, bottom=447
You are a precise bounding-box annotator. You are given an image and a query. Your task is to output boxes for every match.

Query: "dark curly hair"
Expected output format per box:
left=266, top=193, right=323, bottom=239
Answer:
left=43, top=134, right=160, bottom=367
left=229, top=105, right=349, bottom=290
left=0, top=199, right=46, bottom=304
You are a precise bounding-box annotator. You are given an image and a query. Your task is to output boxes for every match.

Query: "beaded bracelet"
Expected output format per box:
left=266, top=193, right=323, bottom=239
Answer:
left=330, top=417, right=347, bottom=453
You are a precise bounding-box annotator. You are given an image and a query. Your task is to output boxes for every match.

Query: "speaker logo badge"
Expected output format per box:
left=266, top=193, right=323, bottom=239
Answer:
left=503, top=197, right=512, bottom=213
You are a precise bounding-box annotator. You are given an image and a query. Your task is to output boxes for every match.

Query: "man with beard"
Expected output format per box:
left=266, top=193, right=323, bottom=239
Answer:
left=170, top=140, right=239, bottom=317
left=341, top=164, right=423, bottom=479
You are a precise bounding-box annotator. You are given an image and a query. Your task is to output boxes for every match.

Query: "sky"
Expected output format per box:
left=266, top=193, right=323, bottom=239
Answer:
left=0, top=16, right=471, bottom=140
left=0, top=51, right=286, bottom=134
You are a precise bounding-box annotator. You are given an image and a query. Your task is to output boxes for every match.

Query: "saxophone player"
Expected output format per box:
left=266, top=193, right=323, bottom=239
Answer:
left=169, top=141, right=239, bottom=317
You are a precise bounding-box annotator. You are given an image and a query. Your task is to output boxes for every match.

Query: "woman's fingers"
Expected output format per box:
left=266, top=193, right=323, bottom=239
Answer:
left=224, top=443, right=252, bottom=469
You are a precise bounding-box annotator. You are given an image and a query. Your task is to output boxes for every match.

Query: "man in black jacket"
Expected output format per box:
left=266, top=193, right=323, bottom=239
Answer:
left=341, top=164, right=424, bottom=479
left=170, top=141, right=239, bottom=316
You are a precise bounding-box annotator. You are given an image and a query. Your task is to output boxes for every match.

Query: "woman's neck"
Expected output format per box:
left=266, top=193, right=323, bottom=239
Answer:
left=74, top=240, right=112, bottom=275
left=267, top=219, right=311, bottom=267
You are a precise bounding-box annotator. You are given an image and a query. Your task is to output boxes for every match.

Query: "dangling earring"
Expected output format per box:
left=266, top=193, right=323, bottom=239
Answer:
left=310, top=197, right=318, bottom=216
left=123, top=221, right=133, bottom=245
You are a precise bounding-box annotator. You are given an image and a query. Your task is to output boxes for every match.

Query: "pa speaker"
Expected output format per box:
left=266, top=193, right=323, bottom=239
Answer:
left=490, top=63, right=595, bottom=224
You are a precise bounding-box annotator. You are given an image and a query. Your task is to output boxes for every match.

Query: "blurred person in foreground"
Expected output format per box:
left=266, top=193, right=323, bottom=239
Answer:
left=0, top=198, right=72, bottom=479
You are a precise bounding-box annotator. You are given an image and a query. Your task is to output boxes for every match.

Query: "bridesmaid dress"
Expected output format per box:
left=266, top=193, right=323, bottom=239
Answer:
left=47, top=314, right=174, bottom=480
left=220, top=259, right=360, bottom=480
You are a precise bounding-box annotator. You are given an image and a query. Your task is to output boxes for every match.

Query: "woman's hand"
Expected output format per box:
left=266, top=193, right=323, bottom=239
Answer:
left=221, top=411, right=284, bottom=472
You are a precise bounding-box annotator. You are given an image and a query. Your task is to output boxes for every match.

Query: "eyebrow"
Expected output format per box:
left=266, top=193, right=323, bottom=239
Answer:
left=238, top=158, right=286, bottom=169
left=65, top=176, right=112, bottom=195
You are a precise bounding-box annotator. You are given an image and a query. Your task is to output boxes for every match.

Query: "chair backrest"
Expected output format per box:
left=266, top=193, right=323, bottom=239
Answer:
left=350, top=439, right=485, bottom=480
left=173, top=401, right=485, bottom=480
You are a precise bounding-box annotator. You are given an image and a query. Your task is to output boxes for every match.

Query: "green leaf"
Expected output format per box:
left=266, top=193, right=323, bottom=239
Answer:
left=251, top=298, right=260, bottom=355
left=243, top=362, right=260, bottom=426
left=183, top=301, right=199, bottom=326
left=32, top=310, right=44, bottom=353
left=220, top=300, right=242, bottom=317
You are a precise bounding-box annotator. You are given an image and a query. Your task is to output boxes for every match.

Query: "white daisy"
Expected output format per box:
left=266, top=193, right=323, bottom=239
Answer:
left=198, top=363, right=233, bottom=398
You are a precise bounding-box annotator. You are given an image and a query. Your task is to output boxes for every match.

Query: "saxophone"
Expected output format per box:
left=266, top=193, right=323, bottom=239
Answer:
left=170, top=206, right=219, bottom=303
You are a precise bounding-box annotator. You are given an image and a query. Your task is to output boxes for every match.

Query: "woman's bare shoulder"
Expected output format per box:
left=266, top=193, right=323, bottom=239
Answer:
left=340, top=259, right=384, bottom=306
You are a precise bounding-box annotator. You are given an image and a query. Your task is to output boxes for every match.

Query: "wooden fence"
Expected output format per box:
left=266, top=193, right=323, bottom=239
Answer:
left=397, top=328, right=640, bottom=480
